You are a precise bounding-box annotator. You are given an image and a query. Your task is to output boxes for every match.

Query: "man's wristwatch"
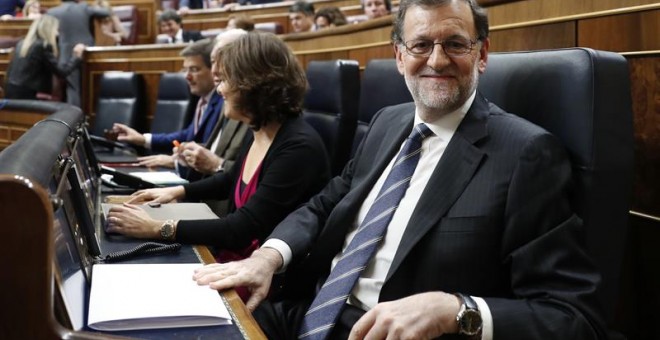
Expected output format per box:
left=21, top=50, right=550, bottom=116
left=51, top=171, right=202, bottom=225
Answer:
left=160, top=219, right=176, bottom=241
left=455, top=293, right=482, bottom=337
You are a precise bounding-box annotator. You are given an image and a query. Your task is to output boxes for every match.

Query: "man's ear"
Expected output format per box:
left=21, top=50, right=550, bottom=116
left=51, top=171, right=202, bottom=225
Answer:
left=393, top=43, right=405, bottom=75
left=478, top=38, right=489, bottom=74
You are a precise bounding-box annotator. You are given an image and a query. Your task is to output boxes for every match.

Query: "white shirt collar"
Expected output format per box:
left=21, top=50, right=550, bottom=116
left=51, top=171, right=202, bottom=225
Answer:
left=414, top=90, right=476, bottom=142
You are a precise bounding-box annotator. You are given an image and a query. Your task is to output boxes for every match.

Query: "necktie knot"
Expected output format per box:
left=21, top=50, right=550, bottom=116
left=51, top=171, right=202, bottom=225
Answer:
left=409, top=123, right=434, bottom=143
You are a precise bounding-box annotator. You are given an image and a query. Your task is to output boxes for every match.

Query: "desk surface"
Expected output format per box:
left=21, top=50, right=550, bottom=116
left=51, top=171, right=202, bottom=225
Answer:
left=87, top=192, right=266, bottom=339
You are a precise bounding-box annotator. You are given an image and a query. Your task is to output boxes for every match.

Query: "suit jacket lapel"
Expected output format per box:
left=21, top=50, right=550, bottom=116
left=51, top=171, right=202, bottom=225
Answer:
left=194, top=93, right=220, bottom=140
left=215, top=117, right=240, bottom=155
left=385, top=95, right=490, bottom=281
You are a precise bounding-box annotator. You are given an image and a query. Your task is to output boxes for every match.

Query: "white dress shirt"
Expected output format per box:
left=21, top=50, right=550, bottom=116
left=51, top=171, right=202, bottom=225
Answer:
left=263, top=91, right=492, bottom=339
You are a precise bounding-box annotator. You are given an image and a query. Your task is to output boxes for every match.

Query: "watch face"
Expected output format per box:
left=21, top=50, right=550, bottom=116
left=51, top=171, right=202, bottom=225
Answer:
left=459, top=309, right=482, bottom=335
left=161, top=223, right=174, bottom=238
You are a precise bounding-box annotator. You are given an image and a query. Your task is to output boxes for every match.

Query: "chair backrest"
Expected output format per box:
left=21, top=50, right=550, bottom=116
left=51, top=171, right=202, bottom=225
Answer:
left=303, top=59, right=360, bottom=175
left=113, top=5, right=139, bottom=45
left=150, top=72, right=193, bottom=134
left=353, top=58, right=412, bottom=155
left=478, top=48, right=633, bottom=325
left=92, top=72, right=145, bottom=136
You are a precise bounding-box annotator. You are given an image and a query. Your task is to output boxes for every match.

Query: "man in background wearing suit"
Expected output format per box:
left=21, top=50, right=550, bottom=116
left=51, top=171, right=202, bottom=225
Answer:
left=157, top=9, right=203, bottom=44
left=112, top=39, right=221, bottom=174
left=48, top=0, right=109, bottom=107
left=194, top=0, right=609, bottom=339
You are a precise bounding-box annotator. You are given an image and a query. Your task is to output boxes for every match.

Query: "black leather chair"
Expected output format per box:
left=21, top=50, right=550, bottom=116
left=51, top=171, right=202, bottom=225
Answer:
left=150, top=72, right=193, bottom=134
left=91, top=72, right=145, bottom=136
left=303, top=59, right=360, bottom=175
left=478, top=48, right=633, bottom=327
left=352, top=59, right=412, bottom=156
left=349, top=49, right=633, bottom=330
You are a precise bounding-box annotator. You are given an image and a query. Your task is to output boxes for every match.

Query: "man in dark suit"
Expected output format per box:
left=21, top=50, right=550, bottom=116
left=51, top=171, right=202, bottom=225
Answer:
left=194, top=0, right=608, bottom=339
left=47, top=0, right=109, bottom=107
left=112, top=39, right=221, bottom=172
left=157, top=9, right=203, bottom=44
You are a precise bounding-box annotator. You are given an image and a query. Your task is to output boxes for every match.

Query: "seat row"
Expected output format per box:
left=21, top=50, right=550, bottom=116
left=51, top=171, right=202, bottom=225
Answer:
left=90, top=59, right=413, bottom=176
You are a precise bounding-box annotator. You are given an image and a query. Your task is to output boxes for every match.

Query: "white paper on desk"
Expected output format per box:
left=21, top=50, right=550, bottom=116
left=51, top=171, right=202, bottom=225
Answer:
left=129, top=171, right=189, bottom=185
left=88, top=263, right=232, bottom=331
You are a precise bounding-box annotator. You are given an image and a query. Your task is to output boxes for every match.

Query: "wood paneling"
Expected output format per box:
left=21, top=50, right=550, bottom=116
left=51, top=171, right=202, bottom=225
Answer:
left=180, top=0, right=355, bottom=22
left=1, top=1, right=156, bottom=45
left=627, top=54, right=660, bottom=217
left=578, top=9, right=660, bottom=52
left=0, top=110, right=50, bottom=149
left=183, top=13, right=291, bottom=34
left=489, top=21, right=575, bottom=52
left=487, top=0, right=659, bottom=26
left=0, top=18, right=32, bottom=38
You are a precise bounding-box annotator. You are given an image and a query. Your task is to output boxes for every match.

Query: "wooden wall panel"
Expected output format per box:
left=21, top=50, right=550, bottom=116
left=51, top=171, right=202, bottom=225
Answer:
left=181, top=0, right=356, bottom=21
left=487, top=0, right=659, bottom=26
left=489, top=21, right=575, bottom=52
left=0, top=110, right=49, bottom=149
left=578, top=9, right=660, bottom=52
left=627, top=54, right=660, bottom=217
left=0, top=18, right=32, bottom=38
left=1, top=1, right=156, bottom=45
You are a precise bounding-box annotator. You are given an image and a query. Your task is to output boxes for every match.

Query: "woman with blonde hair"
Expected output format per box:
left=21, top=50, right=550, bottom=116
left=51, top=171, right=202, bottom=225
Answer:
left=22, top=0, right=41, bottom=19
left=4, top=15, right=85, bottom=99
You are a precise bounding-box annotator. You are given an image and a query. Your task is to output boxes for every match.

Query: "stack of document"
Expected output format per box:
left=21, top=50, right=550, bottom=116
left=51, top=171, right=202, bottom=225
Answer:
left=87, top=263, right=232, bottom=331
left=129, top=171, right=188, bottom=186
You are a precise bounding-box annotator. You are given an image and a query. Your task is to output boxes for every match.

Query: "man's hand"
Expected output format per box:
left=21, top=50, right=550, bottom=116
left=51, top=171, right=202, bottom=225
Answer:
left=349, top=292, right=460, bottom=340
left=137, top=154, right=176, bottom=168
left=113, top=123, right=146, bottom=146
left=180, top=142, right=223, bottom=174
left=193, top=247, right=283, bottom=311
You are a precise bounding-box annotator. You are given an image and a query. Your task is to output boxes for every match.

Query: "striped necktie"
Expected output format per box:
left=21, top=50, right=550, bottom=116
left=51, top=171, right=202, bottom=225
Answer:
left=298, top=123, right=434, bottom=340
left=193, top=97, right=207, bottom=134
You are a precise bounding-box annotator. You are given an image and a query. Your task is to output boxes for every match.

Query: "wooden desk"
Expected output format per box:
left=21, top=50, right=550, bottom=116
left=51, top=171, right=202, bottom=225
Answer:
left=0, top=102, right=266, bottom=339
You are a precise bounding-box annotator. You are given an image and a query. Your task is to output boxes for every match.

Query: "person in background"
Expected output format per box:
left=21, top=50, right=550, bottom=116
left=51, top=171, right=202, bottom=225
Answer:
left=157, top=9, right=203, bottom=43
left=192, top=0, right=610, bottom=339
left=21, top=0, right=41, bottom=19
left=0, top=0, right=24, bottom=19
left=314, top=6, right=347, bottom=30
left=176, top=30, right=250, bottom=181
left=362, top=0, right=391, bottom=19
left=106, top=33, right=331, bottom=302
left=175, top=29, right=250, bottom=215
left=111, top=39, right=221, bottom=171
left=4, top=15, right=85, bottom=100
left=47, top=0, right=109, bottom=107
left=96, top=0, right=129, bottom=45
left=226, top=14, right=254, bottom=31
left=177, top=0, right=219, bottom=15
left=288, top=1, right=315, bottom=33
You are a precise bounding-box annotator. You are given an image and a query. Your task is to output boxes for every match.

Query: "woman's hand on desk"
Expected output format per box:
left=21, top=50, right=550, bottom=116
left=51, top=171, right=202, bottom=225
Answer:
left=127, top=186, right=185, bottom=204
left=105, top=203, right=162, bottom=239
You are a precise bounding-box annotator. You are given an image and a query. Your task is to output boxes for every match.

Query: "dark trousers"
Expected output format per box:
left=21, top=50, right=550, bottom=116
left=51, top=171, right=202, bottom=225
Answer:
left=254, top=300, right=366, bottom=340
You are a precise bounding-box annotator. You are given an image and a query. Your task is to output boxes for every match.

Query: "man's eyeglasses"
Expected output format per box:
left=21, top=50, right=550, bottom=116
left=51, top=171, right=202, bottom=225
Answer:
left=402, top=37, right=479, bottom=58
left=180, top=67, right=202, bottom=75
